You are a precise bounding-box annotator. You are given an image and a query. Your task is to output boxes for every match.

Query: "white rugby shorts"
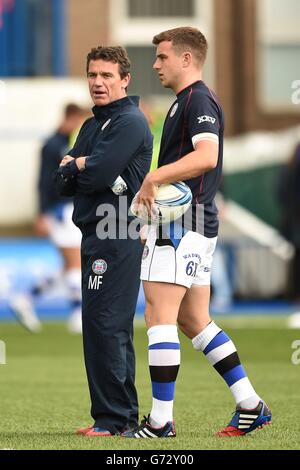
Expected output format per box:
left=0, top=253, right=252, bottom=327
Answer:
left=140, top=224, right=217, bottom=288
left=48, top=203, right=82, bottom=248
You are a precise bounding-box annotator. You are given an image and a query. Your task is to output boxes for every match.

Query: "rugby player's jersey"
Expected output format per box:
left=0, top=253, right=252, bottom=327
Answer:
left=158, top=80, right=224, bottom=238
left=39, top=132, right=70, bottom=213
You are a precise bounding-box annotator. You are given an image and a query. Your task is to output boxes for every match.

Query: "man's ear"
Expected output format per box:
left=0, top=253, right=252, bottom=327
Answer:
left=122, top=73, right=131, bottom=89
left=182, top=52, right=192, bottom=68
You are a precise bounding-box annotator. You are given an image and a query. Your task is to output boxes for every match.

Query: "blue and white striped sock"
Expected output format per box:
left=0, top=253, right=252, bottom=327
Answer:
left=148, top=325, right=180, bottom=427
left=192, top=321, right=260, bottom=409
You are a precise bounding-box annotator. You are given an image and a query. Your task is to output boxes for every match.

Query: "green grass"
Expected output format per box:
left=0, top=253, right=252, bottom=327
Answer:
left=0, top=317, right=300, bottom=450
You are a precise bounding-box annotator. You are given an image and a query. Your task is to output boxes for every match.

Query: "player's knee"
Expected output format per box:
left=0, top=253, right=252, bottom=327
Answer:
left=144, top=308, right=157, bottom=329
left=177, top=319, right=194, bottom=339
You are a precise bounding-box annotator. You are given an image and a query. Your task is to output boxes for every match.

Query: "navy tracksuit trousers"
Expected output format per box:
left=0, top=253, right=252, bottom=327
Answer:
left=81, top=232, right=142, bottom=434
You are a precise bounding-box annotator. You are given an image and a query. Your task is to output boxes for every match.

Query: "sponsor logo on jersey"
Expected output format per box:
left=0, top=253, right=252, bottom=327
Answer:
left=197, top=115, right=216, bottom=124
left=92, top=259, right=107, bottom=275
left=169, top=103, right=178, bottom=118
left=88, top=275, right=103, bottom=290
left=101, top=118, right=111, bottom=131
left=142, top=245, right=149, bottom=260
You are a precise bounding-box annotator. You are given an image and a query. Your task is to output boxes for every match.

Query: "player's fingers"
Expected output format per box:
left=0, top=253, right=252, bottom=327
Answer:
left=144, top=200, right=153, bottom=217
left=137, top=202, right=147, bottom=219
left=151, top=203, right=159, bottom=221
left=140, top=224, right=149, bottom=240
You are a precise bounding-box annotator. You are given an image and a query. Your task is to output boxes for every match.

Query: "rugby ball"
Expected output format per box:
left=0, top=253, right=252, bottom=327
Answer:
left=130, top=181, right=192, bottom=224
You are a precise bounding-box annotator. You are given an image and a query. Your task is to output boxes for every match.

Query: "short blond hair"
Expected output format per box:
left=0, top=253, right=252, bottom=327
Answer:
left=153, top=27, right=207, bottom=66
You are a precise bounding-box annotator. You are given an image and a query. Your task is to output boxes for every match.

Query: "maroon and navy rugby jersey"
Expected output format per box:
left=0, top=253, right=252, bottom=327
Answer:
left=158, top=80, right=224, bottom=238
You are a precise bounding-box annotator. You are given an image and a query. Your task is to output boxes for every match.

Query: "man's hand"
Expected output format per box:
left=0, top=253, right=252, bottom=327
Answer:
left=59, top=155, right=86, bottom=171
left=75, top=156, right=86, bottom=171
left=137, top=173, right=158, bottom=219
left=60, top=155, right=74, bottom=167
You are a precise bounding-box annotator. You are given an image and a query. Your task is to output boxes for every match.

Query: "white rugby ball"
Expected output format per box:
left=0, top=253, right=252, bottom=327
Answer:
left=130, top=181, right=192, bottom=224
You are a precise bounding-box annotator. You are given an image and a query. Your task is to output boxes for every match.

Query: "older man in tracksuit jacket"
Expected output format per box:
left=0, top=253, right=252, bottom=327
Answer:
left=55, top=46, right=153, bottom=436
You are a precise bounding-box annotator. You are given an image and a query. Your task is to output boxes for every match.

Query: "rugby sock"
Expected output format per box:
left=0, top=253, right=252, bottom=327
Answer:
left=30, top=276, right=56, bottom=298
left=65, top=268, right=82, bottom=310
left=192, top=321, right=260, bottom=409
left=148, top=325, right=180, bottom=427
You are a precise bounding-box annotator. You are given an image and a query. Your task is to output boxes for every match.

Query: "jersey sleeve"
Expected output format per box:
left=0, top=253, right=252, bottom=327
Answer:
left=186, top=92, right=221, bottom=149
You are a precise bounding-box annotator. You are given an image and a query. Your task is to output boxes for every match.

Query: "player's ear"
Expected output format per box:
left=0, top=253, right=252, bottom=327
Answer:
left=182, top=52, right=192, bottom=68
left=122, top=73, right=131, bottom=90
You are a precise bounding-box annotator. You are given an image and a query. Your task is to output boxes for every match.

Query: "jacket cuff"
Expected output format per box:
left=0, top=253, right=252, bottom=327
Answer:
left=61, top=159, right=80, bottom=177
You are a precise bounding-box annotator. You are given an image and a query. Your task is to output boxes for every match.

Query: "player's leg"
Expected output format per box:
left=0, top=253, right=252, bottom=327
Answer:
left=142, top=224, right=188, bottom=432
left=145, top=280, right=185, bottom=425
left=48, top=203, right=82, bottom=333
left=9, top=261, right=53, bottom=333
left=125, top=224, right=216, bottom=438
left=177, top=238, right=272, bottom=436
left=178, top=284, right=261, bottom=409
left=177, top=284, right=211, bottom=337
left=144, top=280, right=186, bottom=328
left=124, top=280, right=184, bottom=438
left=60, top=246, right=82, bottom=334
left=9, top=289, right=42, bottom=333
left=124, top=223, right=190, bottom=438
left=210, top=244, right=233, bottom=313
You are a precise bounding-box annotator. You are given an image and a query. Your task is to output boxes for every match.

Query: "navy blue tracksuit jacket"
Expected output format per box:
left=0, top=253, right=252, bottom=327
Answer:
left=55, top=96, right=153, bottom=433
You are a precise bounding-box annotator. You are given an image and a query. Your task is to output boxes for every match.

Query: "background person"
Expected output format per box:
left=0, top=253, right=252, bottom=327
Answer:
left=10, top=103, right=85, bottom=334
left=210, top=190, right=234, bottom=314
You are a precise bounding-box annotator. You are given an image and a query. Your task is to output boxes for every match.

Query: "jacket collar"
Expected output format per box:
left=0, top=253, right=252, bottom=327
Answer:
left=92, top=96, right=140, bottom=121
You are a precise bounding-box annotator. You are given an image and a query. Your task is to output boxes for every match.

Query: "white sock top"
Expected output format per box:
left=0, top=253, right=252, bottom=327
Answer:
left=192, top=321, right=222, bottom=351
left=148, top=325, right=179, bottom=346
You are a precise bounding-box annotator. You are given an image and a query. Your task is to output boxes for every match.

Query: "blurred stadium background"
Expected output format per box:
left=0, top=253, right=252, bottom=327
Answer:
left=1, top=0, right=300, bottom=321
left=1, top=0, right=300, bottom=451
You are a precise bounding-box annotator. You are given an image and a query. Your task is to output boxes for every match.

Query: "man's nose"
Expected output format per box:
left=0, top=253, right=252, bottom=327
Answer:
left=94, top=74, right=103, bottom=86
left=153, top=59, right=159, bottom=70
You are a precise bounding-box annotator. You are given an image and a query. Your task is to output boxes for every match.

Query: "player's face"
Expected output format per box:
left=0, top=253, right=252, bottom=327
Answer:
left=87, top=59, right=130, bottom=106
left=153, top=41, right=183, bottom=91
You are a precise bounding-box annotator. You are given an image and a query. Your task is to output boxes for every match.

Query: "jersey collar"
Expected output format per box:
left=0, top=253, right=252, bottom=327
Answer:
left=176, top=80, right=204, bottom=99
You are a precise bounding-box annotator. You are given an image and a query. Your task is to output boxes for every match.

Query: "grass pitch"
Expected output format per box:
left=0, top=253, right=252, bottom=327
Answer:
left=0, top=316, right=299, bottom=450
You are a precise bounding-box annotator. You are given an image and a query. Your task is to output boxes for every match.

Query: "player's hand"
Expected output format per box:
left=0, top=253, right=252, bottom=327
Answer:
left=34, top=215, right=50, bottom=237
left=137, top=174, right=158, bottom=219
left=139, top=224, right=149, bottom=245
left=60, top=155, right=74, bottom=167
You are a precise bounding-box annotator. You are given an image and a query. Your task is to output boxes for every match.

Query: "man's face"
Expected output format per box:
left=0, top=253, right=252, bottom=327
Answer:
left=153, top=41, right=183, bottom=90
left=87, top=59, right=130, bottom=106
